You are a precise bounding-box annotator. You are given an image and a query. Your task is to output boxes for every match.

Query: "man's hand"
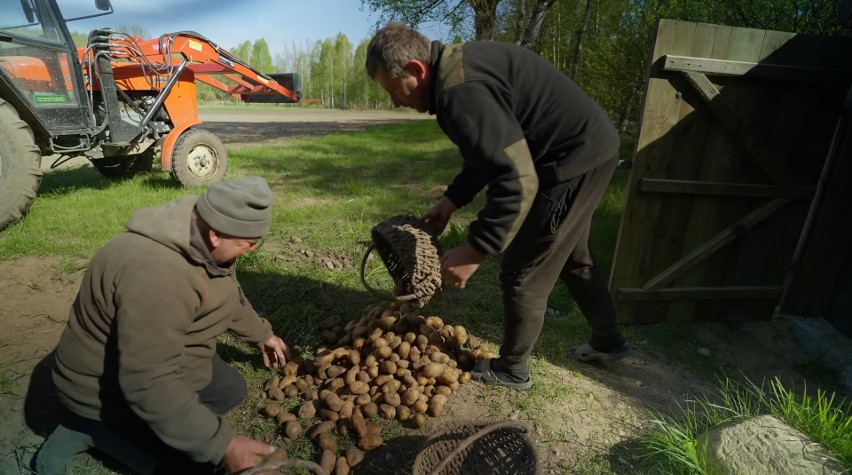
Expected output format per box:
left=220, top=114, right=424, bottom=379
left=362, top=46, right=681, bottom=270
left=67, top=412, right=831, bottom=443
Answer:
left=422, top=197, right=457, bottom=236
left=222, top=436, right=276, bottom=474
left=258, top=336, right=291, bottom=369
left=440, top=244, right=486, bottom=289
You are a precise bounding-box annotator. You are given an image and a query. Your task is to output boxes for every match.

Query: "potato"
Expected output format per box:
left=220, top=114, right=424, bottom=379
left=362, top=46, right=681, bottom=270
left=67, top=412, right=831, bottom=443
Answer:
left=381, top=379, right=401, bottom=395
left=320, top=449, right=336, bottom=474
left=421, top=362, right=444, bottom=379
left=362, top=402, right=378, bottom=418
left=276, top=411, right=296, bottom=424
left=374, top=345, right=393, bottom=359
left=402, top=388, right=420, bottom=407
left=309, top=420, right=335, bottom=438
left=262, top=403, right=282, bottom=418
left=345, top=447, right=366, bottom=469
left=397, top=341, right=412, bottom=360
left=327, top=378, right=345, bottom=392
left=412, top=400, right=428, bottom=414
left=373, top=374, right=393, bottom=387
left=425, top=316, right=444, bottom=329
left=355, top=393, right=372, bottom=406
left=304, top=389, right=319, bottom=401
left=264, top=374, right=280, bottom=392
left=327, top=365, right=347, bottom=379
left=378, top=404, right=396, bottom=420
left=404, top=332, right=417, bottom=344
left=339, top=399, right=355, bottom=419
left=295, top=378, right=310, bottom=393
left=335, top=456, right=351, bottom=475
left=278, top=375, right=298, bottom=390
left=379, top=360, right=397, bottom=375
left=434, top=385, right=453, bottom=397
left=284, top=384, right=299, bottom=398
left=429, top=394, right=448, bottom=417
left=297, top=400, right=318, bottom=420
left=453, top=326, right=469, bottom=347
left=358, top=434, right=384, bottom=451
left=459, top=372, right=472, bottom=384
left=349, top=380, right=369, bottom=395
left=351, top=412, right=368, bottom=438
left=317, top=432, right=337, bottom=452
left=382, top=392, right=401, bottom=408
left=318, top=408, right=339, bottom=421
left=284, top=420, right=302, bottom=440
left=412, top=413, right=427, bottom=429
left=433, top=352, right=452, bottom=365
left=366, top=421, right=382, bottom=436
left=267, top=387, right=285, bottom=401
left=323, top=393, right=344, bottom=412
left=396, top=405, right=412, bottom=422
left=436, top=368, right=460, bottom=385
left=284, top=360, right=301, bottom=377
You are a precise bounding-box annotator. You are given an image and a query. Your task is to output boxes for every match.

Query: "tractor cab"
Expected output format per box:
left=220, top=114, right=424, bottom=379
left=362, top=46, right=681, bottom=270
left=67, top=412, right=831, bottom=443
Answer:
left=0, top=0, right=112, bottom=149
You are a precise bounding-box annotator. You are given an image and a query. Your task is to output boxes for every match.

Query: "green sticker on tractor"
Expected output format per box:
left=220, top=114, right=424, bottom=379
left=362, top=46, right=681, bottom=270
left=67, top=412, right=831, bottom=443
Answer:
left=33, top=93, right=68, bottom=104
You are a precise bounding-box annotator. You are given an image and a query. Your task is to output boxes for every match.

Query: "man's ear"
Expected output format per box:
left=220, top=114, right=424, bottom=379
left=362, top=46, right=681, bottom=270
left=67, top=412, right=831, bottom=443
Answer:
left=407, top=60, right=428, bottom=80
left=208, top=228, right=223, bottom=249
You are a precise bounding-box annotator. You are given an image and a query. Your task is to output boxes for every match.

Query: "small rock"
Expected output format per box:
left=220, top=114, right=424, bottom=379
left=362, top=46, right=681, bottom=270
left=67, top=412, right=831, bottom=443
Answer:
left=290, top=236, right=303, bottom=243
left=325, top=261, right=334, bottom=270
left=697, top=347, right=712, bottom=357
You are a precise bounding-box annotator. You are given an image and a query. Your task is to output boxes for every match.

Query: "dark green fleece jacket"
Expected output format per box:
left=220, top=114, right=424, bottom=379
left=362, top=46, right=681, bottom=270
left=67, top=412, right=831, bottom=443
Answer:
left=52, top=196, right=273, bottom=464
left=429, top=40, right=620, bottom=256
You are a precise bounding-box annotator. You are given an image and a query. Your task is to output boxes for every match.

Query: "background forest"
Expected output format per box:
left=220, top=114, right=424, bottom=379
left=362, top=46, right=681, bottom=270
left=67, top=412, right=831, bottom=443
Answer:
left=69, top=0, right=849, bottom=132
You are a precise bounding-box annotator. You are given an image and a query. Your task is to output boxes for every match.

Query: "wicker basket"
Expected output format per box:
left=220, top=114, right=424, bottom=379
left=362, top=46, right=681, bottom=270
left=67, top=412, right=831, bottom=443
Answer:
left=359, top=214, right=442, bottom=308
left=412, top=420, right=538, bottom=475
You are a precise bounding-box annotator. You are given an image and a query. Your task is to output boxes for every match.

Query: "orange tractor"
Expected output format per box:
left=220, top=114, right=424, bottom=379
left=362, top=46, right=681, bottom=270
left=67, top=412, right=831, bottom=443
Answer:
left=0, top=0, right=301, bottom=231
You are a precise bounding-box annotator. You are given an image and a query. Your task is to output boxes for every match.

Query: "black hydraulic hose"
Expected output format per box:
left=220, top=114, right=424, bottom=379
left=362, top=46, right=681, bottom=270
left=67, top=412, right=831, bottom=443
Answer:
left=140, top=60, right=187, bottom=128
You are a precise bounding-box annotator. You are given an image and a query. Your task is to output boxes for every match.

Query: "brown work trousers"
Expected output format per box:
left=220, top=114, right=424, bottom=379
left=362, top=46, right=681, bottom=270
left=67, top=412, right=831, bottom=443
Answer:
left=497, top=156, right=624, bottom=375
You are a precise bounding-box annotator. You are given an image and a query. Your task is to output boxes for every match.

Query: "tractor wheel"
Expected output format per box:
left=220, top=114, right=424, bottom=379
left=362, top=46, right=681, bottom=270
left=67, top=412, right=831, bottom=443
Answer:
left=93, top=148, right=155, bottom=179
left=170, top=128, right=228, bottom=188
left=0, top=99, right=43, bottom=232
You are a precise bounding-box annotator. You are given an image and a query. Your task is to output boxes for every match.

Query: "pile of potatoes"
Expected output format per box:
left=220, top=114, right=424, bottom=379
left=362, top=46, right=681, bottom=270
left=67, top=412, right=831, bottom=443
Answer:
left=258, top=302, right=497, bottom=474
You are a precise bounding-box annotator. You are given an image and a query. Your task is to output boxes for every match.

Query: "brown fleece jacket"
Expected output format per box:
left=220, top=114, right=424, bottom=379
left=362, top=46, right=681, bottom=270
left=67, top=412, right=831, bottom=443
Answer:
left=51, top=196, right=273, bottom=464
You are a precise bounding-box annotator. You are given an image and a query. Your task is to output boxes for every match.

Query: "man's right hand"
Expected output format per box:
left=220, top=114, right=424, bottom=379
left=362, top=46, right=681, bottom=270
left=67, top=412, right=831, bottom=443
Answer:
left=222, top=435, right=276, bottom=474
left=422, top=197, right=457, bottom=236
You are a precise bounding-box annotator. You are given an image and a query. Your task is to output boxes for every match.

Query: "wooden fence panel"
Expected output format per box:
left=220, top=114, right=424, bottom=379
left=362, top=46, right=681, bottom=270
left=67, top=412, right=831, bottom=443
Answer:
left=609, top=20, right=852, bottom=323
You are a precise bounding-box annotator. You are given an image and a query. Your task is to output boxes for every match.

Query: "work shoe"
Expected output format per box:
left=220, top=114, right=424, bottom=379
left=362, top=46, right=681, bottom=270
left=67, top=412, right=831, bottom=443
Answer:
left=471, top=359, right=533, bottom=390
left=35, top=424, right=93, bottom=475
left=569, top=343, right=630, bottom=363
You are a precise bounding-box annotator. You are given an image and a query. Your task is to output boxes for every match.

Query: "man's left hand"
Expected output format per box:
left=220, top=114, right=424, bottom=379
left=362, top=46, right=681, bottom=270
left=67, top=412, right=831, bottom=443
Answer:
left=259, top=336, right=291, bottom=369
left=440, top=244, right=486, bottom=289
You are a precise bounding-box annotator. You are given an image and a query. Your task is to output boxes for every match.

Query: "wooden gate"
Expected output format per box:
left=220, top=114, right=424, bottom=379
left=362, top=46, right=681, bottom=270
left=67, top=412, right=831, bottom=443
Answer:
left=609, top=19, right=852, bottom=323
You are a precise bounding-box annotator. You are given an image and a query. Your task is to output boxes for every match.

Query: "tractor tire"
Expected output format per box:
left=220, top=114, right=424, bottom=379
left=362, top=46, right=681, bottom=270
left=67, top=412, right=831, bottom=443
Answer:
left=93, top=148, right=155, bottom=179
left=0, top=98, right=43, bottom=232
left=170, top=128, right=228, bottom=188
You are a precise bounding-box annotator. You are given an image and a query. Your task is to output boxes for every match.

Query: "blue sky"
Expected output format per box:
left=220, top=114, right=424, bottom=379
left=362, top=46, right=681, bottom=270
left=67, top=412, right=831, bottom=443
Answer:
left=61, top=0, right=452, bottom=52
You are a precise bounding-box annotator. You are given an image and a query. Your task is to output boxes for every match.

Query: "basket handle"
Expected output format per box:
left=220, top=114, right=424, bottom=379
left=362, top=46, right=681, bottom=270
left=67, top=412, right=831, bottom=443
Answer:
left=359, top=242, right=419, bottom=303
left=426, top=420, right=530, bottom=475
left=238, top=458, right=327, bottom=475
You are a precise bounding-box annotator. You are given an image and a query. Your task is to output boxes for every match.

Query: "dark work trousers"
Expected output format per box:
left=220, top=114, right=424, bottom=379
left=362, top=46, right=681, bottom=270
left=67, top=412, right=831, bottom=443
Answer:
left=37, top=354, right=246, bottom=475
left=496, top=156, right=625, bottom=376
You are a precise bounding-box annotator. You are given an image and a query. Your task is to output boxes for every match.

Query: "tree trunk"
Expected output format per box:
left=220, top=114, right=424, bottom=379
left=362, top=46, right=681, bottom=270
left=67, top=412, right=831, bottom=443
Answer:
left=519, top=0, right=559, bottom=50
left=571, top=0, right=593, bottom=79
left=470, top=0, right=500, bottom=40
left=513, top=0, right=528, bottom=44
left=617, top=83, right=641, bottom=132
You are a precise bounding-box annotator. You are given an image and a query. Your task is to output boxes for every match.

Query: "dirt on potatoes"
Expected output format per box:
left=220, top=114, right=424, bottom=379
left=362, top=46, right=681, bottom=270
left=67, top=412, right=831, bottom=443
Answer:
left=4, top=109, right=839, bottom=474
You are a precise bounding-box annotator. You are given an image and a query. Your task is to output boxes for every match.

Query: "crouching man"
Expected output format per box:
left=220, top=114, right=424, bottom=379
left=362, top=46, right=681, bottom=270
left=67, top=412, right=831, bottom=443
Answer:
left=36, top=176, right=290, bottom=474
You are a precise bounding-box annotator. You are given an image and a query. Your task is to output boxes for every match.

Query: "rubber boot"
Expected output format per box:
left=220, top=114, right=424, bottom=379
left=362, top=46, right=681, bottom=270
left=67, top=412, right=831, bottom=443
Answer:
left=35, top=424, right=93, bottom=475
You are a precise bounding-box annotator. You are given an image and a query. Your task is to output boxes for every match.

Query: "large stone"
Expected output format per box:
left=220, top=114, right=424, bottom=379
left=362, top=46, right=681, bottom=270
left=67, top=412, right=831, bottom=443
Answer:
left=697, top=415, right=844, bottom=475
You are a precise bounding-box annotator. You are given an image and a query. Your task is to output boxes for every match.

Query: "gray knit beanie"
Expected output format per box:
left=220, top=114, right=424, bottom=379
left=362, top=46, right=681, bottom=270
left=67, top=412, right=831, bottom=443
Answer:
left=196, top=176, right=272, bottom=238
